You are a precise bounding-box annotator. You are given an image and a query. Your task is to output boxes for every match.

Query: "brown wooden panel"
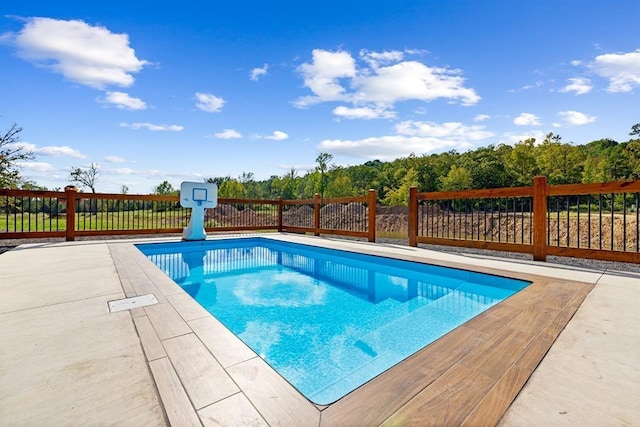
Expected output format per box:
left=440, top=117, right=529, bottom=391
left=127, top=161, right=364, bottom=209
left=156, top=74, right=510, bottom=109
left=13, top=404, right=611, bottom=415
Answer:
left=217, top=198, right=280, bottom=204
left=281, top=226, right=313, bottom=234
left=462, top=303, right=523, bottom=334
left=458, top=327, right=534, bottom=380
left=0, top=189, right=65, bottom=198
left=532, top=175, right=548, bottom=261
left=546, top=246, right=640, bottom=264
left=75, top=228, right=183, bottom=236
left=0, top=231, right=66, bottom=239
left=315, top=228, right=368, bottom=238
left=416, top=236, right=533, bottom=254
left=461, top=365, right=533, bottom=427
left=418, top=186, right=534, bottom=201
left=282, top=198, right=315, bottom=205
left=206, top=226, right=278, bottom=232
left=381, top=366, right=495, bottom=427
left=76, top=193, right=179, bottom=201
left=547, top=179, right=640, bottom=196
left=319, top=195, right=367, bottom=204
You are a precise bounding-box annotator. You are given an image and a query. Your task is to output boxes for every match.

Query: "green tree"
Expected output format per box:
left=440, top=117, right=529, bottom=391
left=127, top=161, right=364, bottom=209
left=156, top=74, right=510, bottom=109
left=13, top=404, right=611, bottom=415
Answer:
left=315, top=152, right=333, bottom=197
left=581, top=156, right=607, bottom=183
left=460, top=145, right=512, bottom=189
left=383, top=168, right=418, bottom=206
left=153, top=180, right=177, bottom=195
left=239, top=171, right=259, bottom=198
left=347, top=160, right=384, bottom=195
left=219, top=179, right=246, bottom=198
left=1, top=123, right=34, bottom=188
left=623, top=140, right=640, bottom=179
left=439, top=165, right=473, bottom=191
left=325, top=168, right=353, bottom=197
left=505, top=138, right=539, bottom=186
left=537, top=133, right=584, bottom=184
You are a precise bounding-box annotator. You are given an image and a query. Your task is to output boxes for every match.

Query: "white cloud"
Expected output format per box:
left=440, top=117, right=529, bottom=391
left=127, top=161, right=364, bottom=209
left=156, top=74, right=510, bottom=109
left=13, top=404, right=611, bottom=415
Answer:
left=571, top=60, right=583, bottom=66
left=359, top=49, right=405, bottom=68
left=295, top=49, right=479, bottom=114
left=8, top=17, right=147, bottom=89
left=395, top=121, right=494, bottom=140
left=214, top=129, right=242, bottom=139
left=250, top=64, right=268, bottom=81
left=195, top=92, right=225, bottom=112
left=559, top=77, right=592, bottom=95
left=508, top=81, right=544, bottom=93
left=119, top=122, right=184, bottom=131
left=11, top=142, right=86, bottom=159
left=473, top=114, right=491, bottom=122
left=333, top=106, right=396, bottom=120
left=15, top=161, right=54, bottom=172
left=102, top=91, right=147, bottom=110
left=295, top=49, right=357, bottom=107
left=558, top=110, right=597, bottom=126
left=590, top=49, right=640, bottom=93
left=318, top=120, right=492, bottom=160
left=319, top=135, right=470, bottom=161
left=108, top=167, right=137, bottom=175
left=37, top=145, right=86, bottom=158
left=354, top=61, right=480, bottom=106
left=104, top=155, right=127, bottom=163
left=513, top=113, right=541, bottom=126
left=265, top=131, right=289, bottom=140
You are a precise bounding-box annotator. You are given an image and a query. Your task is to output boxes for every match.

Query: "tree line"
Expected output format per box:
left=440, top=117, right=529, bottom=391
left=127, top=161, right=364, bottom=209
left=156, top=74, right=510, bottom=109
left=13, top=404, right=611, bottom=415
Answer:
left=156, top=125, right=640, bottom=205
left=2, top=122, right=639, bottom=206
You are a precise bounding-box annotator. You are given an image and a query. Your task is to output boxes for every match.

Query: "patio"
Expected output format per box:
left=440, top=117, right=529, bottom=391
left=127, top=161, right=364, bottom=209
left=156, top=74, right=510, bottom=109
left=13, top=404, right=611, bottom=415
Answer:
left=0, top=234, right=638, bottom=426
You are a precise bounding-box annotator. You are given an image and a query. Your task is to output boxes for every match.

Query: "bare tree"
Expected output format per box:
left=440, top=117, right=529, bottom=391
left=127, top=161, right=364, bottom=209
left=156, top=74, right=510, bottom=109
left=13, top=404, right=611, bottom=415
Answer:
left=1, top=123, right=34, bottom=188
left=69, top=162, right=100, bottom=193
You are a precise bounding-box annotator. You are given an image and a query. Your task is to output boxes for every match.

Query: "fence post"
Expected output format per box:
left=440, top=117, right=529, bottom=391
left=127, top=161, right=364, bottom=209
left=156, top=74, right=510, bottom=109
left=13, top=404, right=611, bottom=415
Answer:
left=532, top=176, right=548, bottom=261
left=408, top=186, right=418, bottom=247
left=314, top=193, right=320, bottom=236
left=277, top=197, right=283, bottom=232
left=65, top=187, right=78, bottom=241
left=368, top=189, right=377, bottom=242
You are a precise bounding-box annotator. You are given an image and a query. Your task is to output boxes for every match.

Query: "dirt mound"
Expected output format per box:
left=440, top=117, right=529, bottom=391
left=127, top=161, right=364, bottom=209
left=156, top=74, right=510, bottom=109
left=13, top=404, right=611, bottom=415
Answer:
left=282, top=205, right=314, bottom=227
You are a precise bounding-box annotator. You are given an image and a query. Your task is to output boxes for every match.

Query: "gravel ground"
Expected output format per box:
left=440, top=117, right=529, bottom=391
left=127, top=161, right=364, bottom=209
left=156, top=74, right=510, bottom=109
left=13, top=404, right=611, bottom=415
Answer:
left=1, top=234, right=638, bottom=273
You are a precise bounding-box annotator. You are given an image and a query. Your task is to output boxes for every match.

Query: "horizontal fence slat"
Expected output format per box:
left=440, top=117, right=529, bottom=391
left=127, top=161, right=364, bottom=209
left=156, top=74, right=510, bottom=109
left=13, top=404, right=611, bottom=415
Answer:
left=418, top=186, right=534, bottom=200
left=546, top=246, right=640, bottom=264
left=416, top=236, right=534, bottom=254
left=0, top=189, right=65, bottom=198
left=547, top=180, right=640, bottom=196
left=320, top=196, right=367, bottom=204
left=0, top=231, right=67, bottom=239
left=206, top=226, right=279, bottom=232
left=316, top=228, right=369, bottom=238
left=75, top=229, right=183, bottom=237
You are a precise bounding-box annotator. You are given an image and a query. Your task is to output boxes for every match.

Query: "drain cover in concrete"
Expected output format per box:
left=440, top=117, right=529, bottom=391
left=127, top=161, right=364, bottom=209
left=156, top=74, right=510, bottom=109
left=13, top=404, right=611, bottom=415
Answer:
left=108, top=294, right=159, bottom=312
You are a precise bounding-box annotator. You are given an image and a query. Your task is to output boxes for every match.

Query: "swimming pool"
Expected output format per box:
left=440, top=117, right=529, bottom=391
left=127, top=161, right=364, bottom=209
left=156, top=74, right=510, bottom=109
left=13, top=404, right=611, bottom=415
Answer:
left=137, top=237, right=530, bottom=405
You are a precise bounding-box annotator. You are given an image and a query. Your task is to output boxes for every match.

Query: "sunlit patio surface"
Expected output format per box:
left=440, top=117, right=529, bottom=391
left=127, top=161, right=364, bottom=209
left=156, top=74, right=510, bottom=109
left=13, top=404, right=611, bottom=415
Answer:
left=1, top=234, right=638, bottom=426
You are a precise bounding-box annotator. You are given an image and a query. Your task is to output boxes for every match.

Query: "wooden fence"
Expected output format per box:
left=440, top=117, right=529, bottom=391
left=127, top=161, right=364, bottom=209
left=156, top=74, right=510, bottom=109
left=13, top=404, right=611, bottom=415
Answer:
left=409, top=176, right=640, bottom=264
left=0, top=188, right=377, bottom=242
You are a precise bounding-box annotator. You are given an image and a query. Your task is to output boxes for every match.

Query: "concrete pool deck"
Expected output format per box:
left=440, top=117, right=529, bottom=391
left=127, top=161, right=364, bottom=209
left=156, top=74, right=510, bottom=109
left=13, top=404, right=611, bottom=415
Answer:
left=0, top=234, right=638, bottom=426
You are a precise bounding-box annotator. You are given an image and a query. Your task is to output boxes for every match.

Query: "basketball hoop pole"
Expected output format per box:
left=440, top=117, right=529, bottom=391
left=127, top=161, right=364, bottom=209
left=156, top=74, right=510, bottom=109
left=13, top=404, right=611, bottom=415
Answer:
left=179, top=181, right=218, bottom=241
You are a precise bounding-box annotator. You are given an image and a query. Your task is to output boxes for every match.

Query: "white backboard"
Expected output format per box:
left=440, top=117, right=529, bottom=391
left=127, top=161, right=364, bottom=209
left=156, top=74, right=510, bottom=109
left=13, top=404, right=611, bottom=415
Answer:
left=180, top=181, right=218, bottom=208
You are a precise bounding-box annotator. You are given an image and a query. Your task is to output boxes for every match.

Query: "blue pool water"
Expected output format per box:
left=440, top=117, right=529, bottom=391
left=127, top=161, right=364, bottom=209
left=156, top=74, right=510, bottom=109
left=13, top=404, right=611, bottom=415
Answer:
left=137, top=238, right=530, bottom=405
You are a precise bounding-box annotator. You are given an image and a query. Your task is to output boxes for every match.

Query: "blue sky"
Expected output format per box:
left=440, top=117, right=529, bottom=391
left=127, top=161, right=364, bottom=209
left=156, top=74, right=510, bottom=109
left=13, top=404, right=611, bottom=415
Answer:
left=1, top=0, right=639, bottom=193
